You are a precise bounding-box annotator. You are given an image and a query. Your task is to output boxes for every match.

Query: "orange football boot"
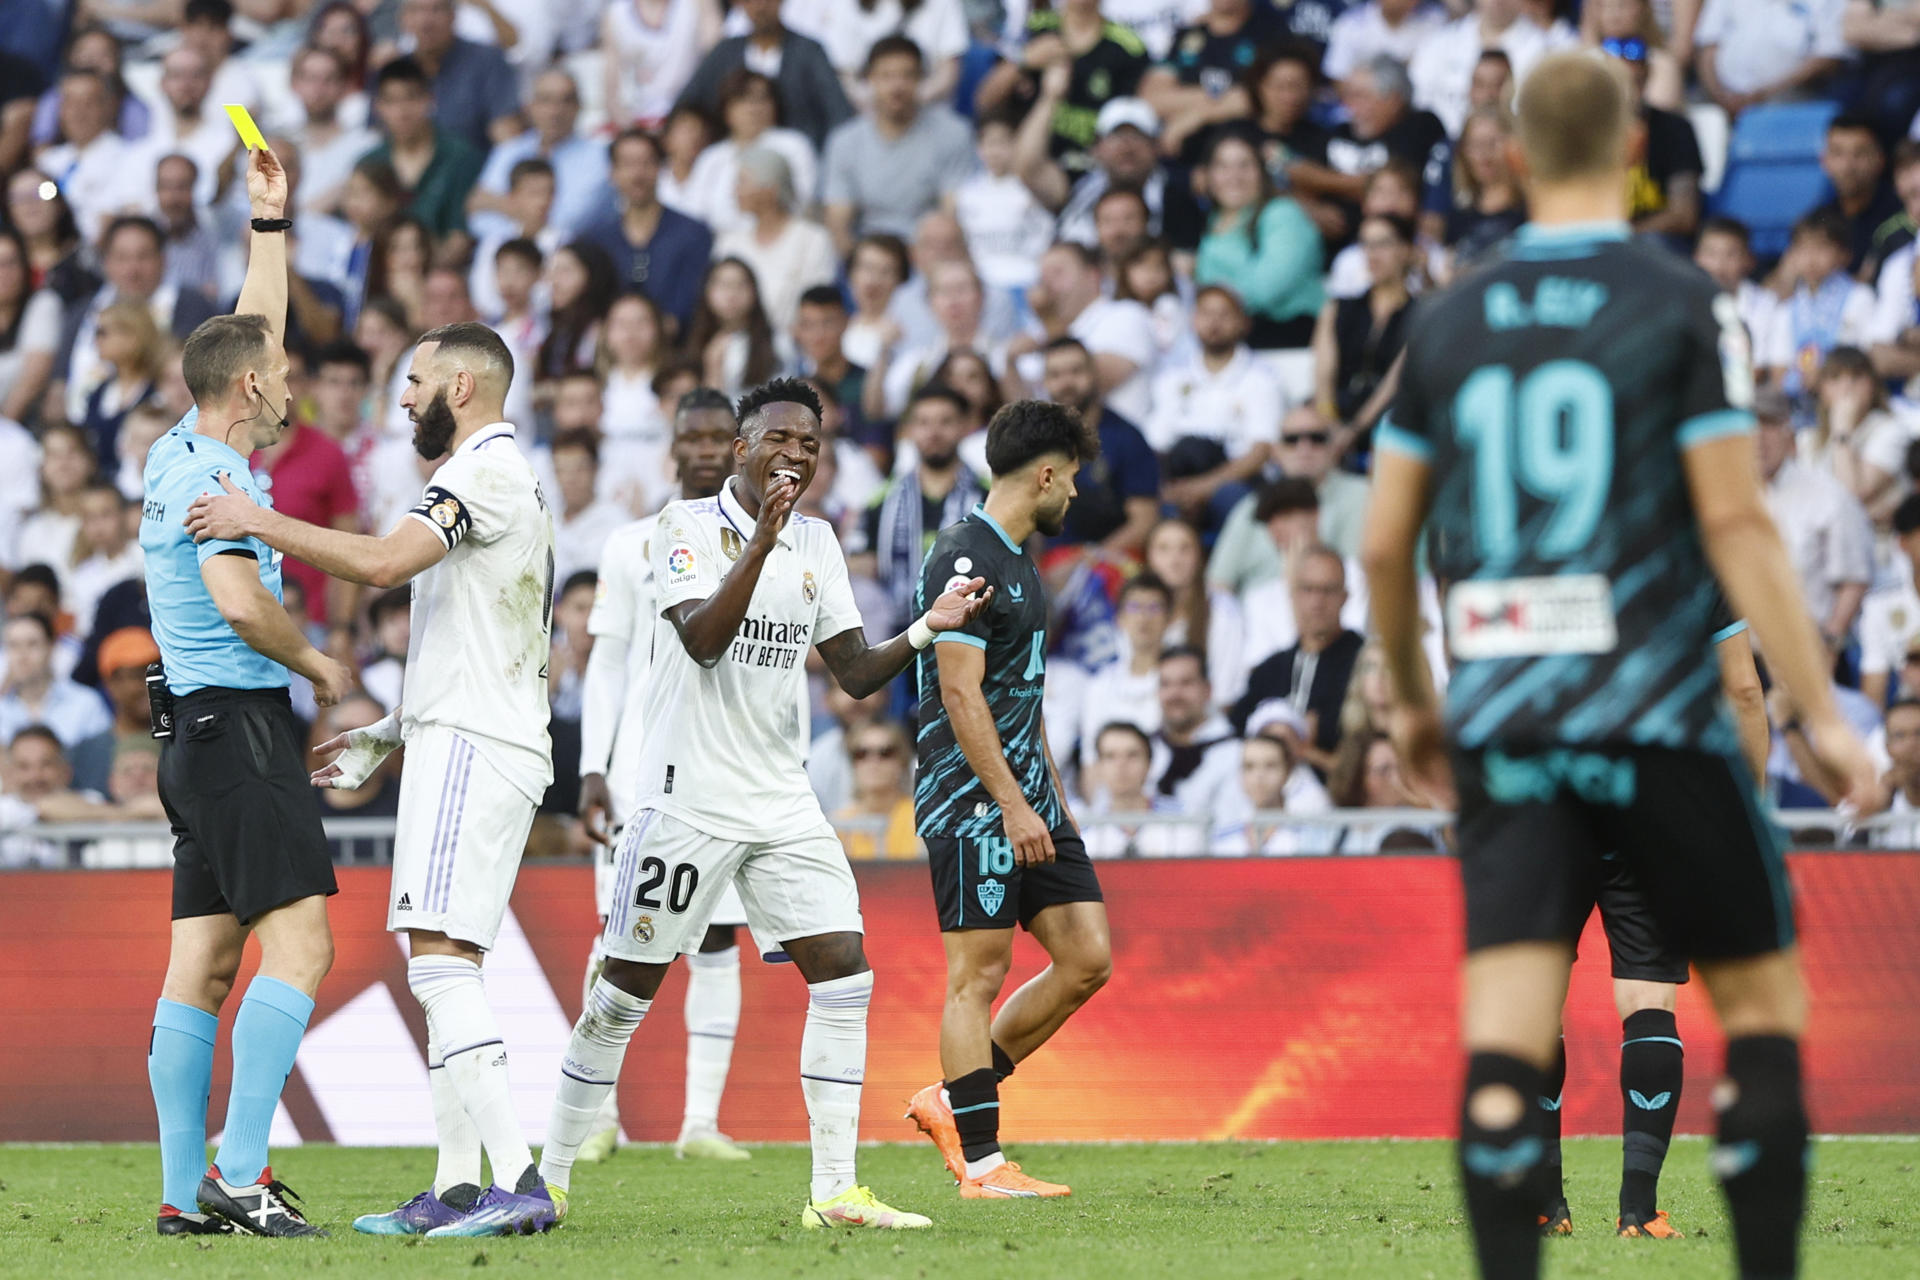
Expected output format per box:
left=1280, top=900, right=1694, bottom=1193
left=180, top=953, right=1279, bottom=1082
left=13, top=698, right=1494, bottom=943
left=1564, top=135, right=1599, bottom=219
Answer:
left=1617, top=1210, right=1684, bottom=1238
left=960, top=1162, right=1070, bottom=1199
left=904, top=1083, right=965, bottom=1181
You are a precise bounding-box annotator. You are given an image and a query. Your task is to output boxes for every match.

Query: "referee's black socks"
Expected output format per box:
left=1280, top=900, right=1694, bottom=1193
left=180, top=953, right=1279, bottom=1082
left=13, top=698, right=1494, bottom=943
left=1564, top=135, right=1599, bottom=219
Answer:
left=1619, top=1008, right=1684, bottom=1220
left=1713, top=1035, right=1807, bottom=1280
left=1459, top=1051, right=1547, bottom=1280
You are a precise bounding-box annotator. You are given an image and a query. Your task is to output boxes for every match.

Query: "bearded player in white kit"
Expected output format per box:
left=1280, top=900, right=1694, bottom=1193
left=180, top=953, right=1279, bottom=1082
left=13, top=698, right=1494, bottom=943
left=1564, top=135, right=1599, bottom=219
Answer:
left=186, top=321, right=561, bottom=1239
left=573, top=387, right=755, bottom=1163
left=538, top=379, right=990, bottom=1229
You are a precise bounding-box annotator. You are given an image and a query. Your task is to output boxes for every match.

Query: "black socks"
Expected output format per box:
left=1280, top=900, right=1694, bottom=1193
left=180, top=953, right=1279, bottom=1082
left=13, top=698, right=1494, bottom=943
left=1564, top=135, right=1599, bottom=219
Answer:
left=992, top=1041, right=1017, bottom=1082
left=1714, top=1035, right=1807, bottom=1280
left=1460, top=1051, right=1547, bottom=1280
left=946, top=1067, right=1001, bottom=1164
left=1538, top=1038, right=1566, bottom=1206
left=1619, top=1008, right=1684, bottom=1219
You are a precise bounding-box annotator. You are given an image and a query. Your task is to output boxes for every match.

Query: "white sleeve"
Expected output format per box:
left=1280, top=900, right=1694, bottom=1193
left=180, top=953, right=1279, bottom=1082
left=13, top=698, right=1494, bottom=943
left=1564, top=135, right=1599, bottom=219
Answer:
left=810, top=527, right=868, bottom=644
left=587, top=529, right=641, bottom=641
left=1860, top=596, right=1894, bottom=676
left=578, top=630, right=626, bottom=777
left=652, top=503, right=725, bottom=612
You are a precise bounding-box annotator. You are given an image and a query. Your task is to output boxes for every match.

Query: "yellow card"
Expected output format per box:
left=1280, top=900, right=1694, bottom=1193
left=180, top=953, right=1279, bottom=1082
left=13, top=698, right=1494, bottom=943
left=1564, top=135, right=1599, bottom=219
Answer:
left=223, top=103, right=267, bottom=151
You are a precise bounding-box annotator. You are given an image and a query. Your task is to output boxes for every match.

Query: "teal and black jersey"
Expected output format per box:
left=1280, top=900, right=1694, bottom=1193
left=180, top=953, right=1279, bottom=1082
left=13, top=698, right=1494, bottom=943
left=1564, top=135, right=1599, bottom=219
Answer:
left=1379, top=221, right=1756, bottom=752
left=913, top=505, right=1064, bottom=839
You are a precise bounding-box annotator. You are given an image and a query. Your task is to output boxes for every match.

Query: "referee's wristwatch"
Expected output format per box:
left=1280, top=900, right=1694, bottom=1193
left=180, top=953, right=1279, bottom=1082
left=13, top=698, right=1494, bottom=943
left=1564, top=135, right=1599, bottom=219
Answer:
left=251, top=217, right=292, bottom=233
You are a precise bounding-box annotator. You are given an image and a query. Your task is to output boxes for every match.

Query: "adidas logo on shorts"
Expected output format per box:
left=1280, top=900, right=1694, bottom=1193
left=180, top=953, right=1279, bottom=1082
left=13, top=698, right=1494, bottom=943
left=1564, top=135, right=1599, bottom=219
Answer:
left=397, top=893, right=412, bottom=910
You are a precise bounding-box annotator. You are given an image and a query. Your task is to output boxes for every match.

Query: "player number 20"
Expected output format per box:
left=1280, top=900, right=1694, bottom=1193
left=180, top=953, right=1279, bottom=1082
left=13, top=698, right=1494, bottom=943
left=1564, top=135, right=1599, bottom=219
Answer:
left=1453, top=360, right=1614, bottom=561
left=633, top=857, right=699, bottom=913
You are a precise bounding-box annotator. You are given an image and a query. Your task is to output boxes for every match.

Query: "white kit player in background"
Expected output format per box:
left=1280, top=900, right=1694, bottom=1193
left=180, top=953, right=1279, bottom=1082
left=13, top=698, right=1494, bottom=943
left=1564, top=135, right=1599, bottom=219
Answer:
left=538, top=379, right=991, bottom=1230
left=574, top=387, right=754, bottom=1164
left=185, top=322, right=563, bottom=1240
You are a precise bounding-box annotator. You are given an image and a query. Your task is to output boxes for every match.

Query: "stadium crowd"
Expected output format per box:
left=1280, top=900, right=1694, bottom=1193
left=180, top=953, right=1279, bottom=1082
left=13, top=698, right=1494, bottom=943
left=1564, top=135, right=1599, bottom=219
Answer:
left=1, top=0, right=1919, bottom=864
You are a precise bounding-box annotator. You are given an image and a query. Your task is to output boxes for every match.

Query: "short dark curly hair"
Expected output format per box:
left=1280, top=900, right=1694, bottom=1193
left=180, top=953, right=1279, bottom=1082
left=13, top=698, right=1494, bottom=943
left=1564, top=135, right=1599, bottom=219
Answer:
left=983, top=399, right=1099, bottom=478
left=735, top=377, right=823, bottom=437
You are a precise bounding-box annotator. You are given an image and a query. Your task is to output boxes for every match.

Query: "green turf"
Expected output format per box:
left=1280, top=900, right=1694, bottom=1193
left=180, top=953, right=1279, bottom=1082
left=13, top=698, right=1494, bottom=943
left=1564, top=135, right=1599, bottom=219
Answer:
left=0, top=1139, right=1914, bottom=1278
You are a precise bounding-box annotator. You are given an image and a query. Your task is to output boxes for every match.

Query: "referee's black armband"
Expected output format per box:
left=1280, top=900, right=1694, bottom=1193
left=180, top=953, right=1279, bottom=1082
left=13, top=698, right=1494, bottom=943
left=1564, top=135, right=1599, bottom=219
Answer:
left=409, top=485, right=472, bottom=549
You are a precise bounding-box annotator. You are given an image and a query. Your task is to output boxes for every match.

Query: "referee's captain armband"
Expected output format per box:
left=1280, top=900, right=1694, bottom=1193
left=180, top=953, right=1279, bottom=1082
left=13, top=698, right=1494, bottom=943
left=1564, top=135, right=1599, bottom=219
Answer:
left=408, top=485, right=472, bottom=550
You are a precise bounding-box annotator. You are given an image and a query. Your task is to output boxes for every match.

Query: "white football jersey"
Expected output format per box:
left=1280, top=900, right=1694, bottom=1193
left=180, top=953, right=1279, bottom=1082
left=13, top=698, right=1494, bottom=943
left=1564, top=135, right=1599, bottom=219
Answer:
left=638, top=477, right=865, bottom=842
left=401, top=422, right=556, bottom=804
left=585, top=513, right=662, bottom=821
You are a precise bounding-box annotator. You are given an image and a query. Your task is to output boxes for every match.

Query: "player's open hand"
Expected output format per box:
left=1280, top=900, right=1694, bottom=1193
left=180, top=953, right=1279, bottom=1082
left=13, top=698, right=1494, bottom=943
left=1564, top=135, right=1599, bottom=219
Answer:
left=578, top=771, right=615, bottom=846
left=927, top=577, right=992, bottom=632
left=1004, top=800, right=1055, bottom=866
left=1805, top=714, right=1880, bottom=813
left=1389, top=702, right=1456, bottom=812
left=185, top=473, right=262, bottom=543
left=247, top=145, right=288, bottom=220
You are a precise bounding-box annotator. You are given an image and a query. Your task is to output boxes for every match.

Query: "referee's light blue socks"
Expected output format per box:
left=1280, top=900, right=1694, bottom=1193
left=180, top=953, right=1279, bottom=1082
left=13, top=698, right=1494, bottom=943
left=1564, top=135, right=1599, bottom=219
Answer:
left=213, top=976, right=314, bottom=1187
left=149, top=999, right=218, bottom=1210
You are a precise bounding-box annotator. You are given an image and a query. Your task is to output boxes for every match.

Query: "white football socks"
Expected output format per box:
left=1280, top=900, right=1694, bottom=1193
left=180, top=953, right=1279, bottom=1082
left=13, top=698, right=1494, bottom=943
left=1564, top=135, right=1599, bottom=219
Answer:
left=800, top=970, right=872, bottom=1202
left=581, top=934, right=621, bottom=1137
left=541, top=978, right=651, bottom=1192
left=682, top=945, right=742, bottom=1136
left=408, top=955, right=536, bottom=1194
left=426, top=1033, right=483, bottom=1199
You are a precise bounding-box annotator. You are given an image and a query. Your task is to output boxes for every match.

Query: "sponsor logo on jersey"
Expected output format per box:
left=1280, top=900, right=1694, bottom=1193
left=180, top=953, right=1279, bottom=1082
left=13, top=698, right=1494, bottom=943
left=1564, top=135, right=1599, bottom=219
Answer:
left=1008, top=582, right=1025, bottom=601
left=719, top=528, right=744, bottom=561
left=803, top=571, right=817, bottom=603
left=632, top=915, right=655, bottom=943
left=1446, top=575, right=1618, bottom=660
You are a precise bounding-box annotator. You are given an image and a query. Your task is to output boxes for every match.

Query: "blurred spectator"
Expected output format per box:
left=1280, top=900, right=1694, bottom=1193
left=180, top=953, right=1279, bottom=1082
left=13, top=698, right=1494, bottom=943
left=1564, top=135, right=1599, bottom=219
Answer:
left=1145, top=517, right=1246, bottom=706
left=1312, top=212, right=1413, bottom=425
left=0, top=726, right=96, bottom=866
left=1696, top=216, right=1780, bottom=350
left=1209, top=727, right=1330, bottom=854
left=7, top=170, right=94, bottom=308
left=396, top=0, right=524, bottom=151
left=685, top=257, right=782, bottom=396
left=1077, top=573, right=1172, bottom=768
left=685, top=71, right=818, bottom=237
left=1844, top=0, right=1920, bottom=148
left=1326, top=55, right=1450, bottom=223
left=469, top=161, right=558, bottom=322
left=113, top=402, right=172, bottom=502
left=311, top=693, right=402, bottom=819
left=603, top=0, right=724, bottom=131
left=1025, top=95, right=1204, bottom=253
left=1585, top=0, right=1684, bottom=108
left=361, top=586, right=411, bottom=709
left=1870, top=140, right=1920, bottom=390
left=363, top=56, right=484, bottom=239
left=1860, top=497, right=1920, bottom=708
left=308, top=2, right=374, bottom=118
left=792, top=285, right=875, bottom=454
left=1410, top=0, right=1552, bottom=137
left=19, top=424, right=97, bottom=579
left=152, top=154, right=242, bottom=306
left=862, top=385, right=984, bottom=624
left=1325, top=727, right=1443, bottom=852
left=549, top=569, right=598, bottom=721
left=714, top=146, right=839, bottom=335
left=67, top=624, right=159, bottom=794
left=355, top=296, right=418, bottom=439
left=551, top=429, right=628, bottom=583
left=1241, top=523, right=1365, bottom=670
left=1233, top=544, right=1364, bottom=772
left=823, top=37, right=974, bottom=256
left=1765, top=210, right=1882, bottom=403
left=3, top=567, right=79, bottom=677
left=28, top=27, right=149, bottom=151
left=876, top=260, right=1003, bottom=420
left=657, top=104, right=714, bottom=214
left=981, top=0, right=1150, bottom=178
left=336, top=160, right=405, bottom=319
left=928, top=348, right=1003, bottom=473
left=800, top=0, right=969, bottom=104
left=138, top=46, right=235, bottom=211
left=1081, top=721, right=1200, bottom=857
left=1867, top=698, right=1920, bottom=847
left=1327, top=2, right=1449, bottom=86
left=33, top=69, right=147, bottom=242
left=1040, top=336, right=1161, bottom=554
left=59, top=217, right=217, bottom=426
left=1809, top=346, right=1910, bottom=531
left=285, top=45, right=379, bottom=218
left=842, top=233, right=912, bottom=371
left=676, top=0, right=853, bottom=152
left=177, top=0, right=260, bottom=111
left=1238, top=44, right=1345, bottom=243
left=1757, top=387, right=1874, bottom=649
left=1694, top=0, right=1846, bottom=118
left=537, top=241, right=618, bottom=385
left=1426, top=108, right=1524, bottom=275
left=808, top=678, right=887, bottom=814
left=951, top=108, right=1055, bottom=293
left=1196, top=130, right=1325, bottom=351
left=1326, top=160, right=1426, bottom=300
left=581, top=129, right=715, bottom=334
left=0, top=226, right=61, bottom=424
left=1810, top=115, right=1899, bottom=274
left=78, top=300, right=163, bottom=465
left=0, top=615, right=111, bottom=749
left=1028, top=240, right=1156, bottom=422
left=469, top=67, right=608, bottom=243
left=250, top=392, right=361, bottom=629
left=67, top=484, right=142, bottom=638
left=0, top=415, right=38, bottom=560
left=1147, top=286, right=1281, bottom=532
left=1146, top=645, right=1240, bottom=815
left=834, top=718, right=920, bottom=859
left=1140, top=0, right=1285, bottom=160
left=597, top=292, right=673, bottom=509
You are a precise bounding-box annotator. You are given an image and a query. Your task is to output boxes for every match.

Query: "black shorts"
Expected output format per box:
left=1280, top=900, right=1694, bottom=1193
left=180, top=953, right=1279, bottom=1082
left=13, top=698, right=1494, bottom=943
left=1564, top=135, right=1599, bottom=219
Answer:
left=159, top=687, right=336, bottom=925
left=926, top=826, right=1104, bottom=931
left=1453, top=744, right=1791, bottom=964
left=1586, top=853, right=1690, bottom=985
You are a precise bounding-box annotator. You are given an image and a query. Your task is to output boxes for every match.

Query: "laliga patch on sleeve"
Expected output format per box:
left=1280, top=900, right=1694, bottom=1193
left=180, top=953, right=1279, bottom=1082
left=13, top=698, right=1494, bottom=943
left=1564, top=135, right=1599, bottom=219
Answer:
left=664, top=543, right=699, bottom=586
left=409, top=485, right=471, bottom=548
left=944, top=573, right=976, bottom=596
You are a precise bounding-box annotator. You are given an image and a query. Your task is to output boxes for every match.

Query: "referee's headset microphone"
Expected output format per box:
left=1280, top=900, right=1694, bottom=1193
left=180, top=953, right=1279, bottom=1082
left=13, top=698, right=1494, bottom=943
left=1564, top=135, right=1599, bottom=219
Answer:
left=224, top=377, right=291, bottom=449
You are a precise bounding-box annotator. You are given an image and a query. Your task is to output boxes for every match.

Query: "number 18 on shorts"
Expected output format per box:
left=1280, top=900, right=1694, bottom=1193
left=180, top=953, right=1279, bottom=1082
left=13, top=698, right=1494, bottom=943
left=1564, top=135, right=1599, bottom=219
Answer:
left=926, top=827, right=1103, bottom=933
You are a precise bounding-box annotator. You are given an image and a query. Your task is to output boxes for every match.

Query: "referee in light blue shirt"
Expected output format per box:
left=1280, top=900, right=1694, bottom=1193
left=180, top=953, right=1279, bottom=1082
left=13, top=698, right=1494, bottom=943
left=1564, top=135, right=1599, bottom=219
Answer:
left=137, top=144, right=355, bottom=1241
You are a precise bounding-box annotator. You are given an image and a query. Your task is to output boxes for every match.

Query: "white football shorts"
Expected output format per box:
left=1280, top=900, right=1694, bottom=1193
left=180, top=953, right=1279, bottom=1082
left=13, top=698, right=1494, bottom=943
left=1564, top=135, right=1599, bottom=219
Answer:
left=603, top=808, right=862, bottom=963
left=596, top=821, right=747, bottom=926
left=389, top=726, right=538, bottom=949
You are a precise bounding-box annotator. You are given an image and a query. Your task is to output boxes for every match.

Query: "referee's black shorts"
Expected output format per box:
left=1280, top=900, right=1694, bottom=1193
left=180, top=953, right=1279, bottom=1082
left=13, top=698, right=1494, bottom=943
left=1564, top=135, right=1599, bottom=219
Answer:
left=158, top=687, right=335, bottom=925
left=1452, top=743, right=1793, bottom=965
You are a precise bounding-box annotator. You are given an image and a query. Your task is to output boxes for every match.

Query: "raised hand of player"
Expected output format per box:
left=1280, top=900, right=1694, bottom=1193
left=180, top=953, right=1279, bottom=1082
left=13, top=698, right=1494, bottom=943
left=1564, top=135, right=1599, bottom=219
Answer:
left=751, top=470, right=799, bottom=551
left=927, top=576, right=992, bottom=633
left=185, top=473, right=263, bottom=543
left=1805, top=714, right=1880, bottom=814
left=1004, top=799, right=1056, bottom=866
left=1389, top=702, right=1456, bottom=813
left=578, top=771, right=615, bottom=846
left=247, top=145, right=288, bottom=221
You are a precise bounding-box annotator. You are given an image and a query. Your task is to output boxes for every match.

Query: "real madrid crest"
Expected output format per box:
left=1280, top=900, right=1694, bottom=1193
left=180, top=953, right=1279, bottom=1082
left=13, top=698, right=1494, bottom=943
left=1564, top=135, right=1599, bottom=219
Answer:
left=720, top=527, right=744, bottom=561
left=803, top=571, right=817, bottom=603
left=430, top=500, right=459, bottom=528
left=632, top=915, right=655, bottom=944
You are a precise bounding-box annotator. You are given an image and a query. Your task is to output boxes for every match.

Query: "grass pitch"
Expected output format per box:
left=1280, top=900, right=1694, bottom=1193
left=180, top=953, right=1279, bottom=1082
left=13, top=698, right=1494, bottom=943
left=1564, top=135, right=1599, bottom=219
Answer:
left=1, top=1138, right=1915, bottom=1278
